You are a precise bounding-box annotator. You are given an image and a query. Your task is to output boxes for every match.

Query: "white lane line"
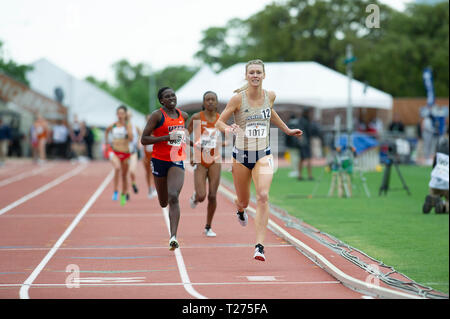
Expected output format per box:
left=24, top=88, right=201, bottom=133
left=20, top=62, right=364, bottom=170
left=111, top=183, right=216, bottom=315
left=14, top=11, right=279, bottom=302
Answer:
left=0, top=164, right=87, bottom=216
left=246, top=276, right=278, bottom=281
left=0, top=164, right=54, bottom=188
left=3, top=280, right=341, bottom=288
left=161, top=206, right=207, bottom=299
left=19, top=170, right=114, bottom=299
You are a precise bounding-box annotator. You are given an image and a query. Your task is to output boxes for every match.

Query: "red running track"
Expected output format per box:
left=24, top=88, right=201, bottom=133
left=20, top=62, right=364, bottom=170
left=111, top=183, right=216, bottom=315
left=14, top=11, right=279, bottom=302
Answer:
left=0, top=159, right=368, bottom=299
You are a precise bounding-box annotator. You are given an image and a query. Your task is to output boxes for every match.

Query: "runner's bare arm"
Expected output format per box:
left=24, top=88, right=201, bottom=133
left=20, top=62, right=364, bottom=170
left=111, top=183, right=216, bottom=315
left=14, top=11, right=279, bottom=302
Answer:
left=126, top=122, right=134, bottom=142
left=104, top=125, right=112, bottom=145
left=186, top=112, right=201, bottom=148
left=140, top=110, right=170, bottom=145
left=179, top=110, right=193, bottom=147
left=136, top=125, right=143, bottom=150
left=268, top=91, right=303, bottom=137
left=186, top=112, right=200, bottom=135
left=216, top=94, right=241, bottom=134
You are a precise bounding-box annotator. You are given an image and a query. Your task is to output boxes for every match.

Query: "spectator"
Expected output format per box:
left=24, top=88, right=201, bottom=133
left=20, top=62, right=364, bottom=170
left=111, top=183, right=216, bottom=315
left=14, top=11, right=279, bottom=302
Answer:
left=8, top=117, right=24, bottom=157
left=356, top=115, right=367, bottom=133
left=0, top=117, right=11, bottom=166
left=50, top=119, right=70, bottom=159
left=297, top=108, right=314, bottom=181
left=389, top=113, right=405, bottom=135
left=422, top=127, right=449, bottom=214
left=422, top=114, right=437, bottom=165
left=82, top=121, right=94, bottom=160
left=69, top=115, right=86, bottom=159
left=285, top=114, right=300, bottom=177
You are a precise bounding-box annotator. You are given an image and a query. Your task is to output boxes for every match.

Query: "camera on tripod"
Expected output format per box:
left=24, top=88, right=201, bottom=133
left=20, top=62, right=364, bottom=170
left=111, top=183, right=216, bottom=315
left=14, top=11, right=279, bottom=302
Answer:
left=381, top=138, right=411, bottom=165
left=379, top=139, right=411, bottom=196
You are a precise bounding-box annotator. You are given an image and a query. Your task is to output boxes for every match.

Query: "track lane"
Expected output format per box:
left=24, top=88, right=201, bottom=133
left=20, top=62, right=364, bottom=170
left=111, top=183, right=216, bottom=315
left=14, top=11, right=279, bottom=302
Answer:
left=25, top=162, right=192, bottom=299
left=0, top=160, right=374, bottom=299
left=0, top=162, right=112, bottom=298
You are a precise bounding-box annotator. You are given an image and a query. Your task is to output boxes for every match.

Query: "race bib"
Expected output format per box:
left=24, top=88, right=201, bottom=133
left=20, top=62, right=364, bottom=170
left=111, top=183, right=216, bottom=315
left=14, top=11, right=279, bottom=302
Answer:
left=245, top=122, right=267, bottom=138
left=200, top=128, right=219, bottom=149
left=168, top=130, right=186, bottom=147
left=431, top=152, right=449, bottom=182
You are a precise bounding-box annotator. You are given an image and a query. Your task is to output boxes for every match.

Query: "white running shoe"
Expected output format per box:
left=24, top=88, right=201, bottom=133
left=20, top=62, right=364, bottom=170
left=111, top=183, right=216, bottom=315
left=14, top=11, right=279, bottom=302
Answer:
left=204, top=228, right=217, bottom=237
left=254, top=244, right=265, bottom=261
left=148, top=188, right=157, bottom=199
left=236, top=210, right=248, bottom=227
left=190, top=192, right=197, bottom=209
left=169, top=236, right=179, bottom=251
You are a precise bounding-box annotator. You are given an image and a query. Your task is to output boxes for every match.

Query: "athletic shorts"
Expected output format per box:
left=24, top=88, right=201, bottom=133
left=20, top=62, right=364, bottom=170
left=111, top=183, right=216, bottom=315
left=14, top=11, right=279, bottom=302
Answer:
left=151, top=157, right=184, bottom=177
left=299, top=145, right=311, bottom=159
left=232, top=147, right=271, bottom=170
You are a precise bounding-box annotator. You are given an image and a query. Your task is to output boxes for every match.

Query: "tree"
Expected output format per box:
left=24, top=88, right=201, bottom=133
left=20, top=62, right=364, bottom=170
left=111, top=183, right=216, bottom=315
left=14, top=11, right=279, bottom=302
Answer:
left=86, top=60, right=198, bottom=115
left=0, top=40, right=33, bottom=85
left=194, top=0, right=449, bottom=97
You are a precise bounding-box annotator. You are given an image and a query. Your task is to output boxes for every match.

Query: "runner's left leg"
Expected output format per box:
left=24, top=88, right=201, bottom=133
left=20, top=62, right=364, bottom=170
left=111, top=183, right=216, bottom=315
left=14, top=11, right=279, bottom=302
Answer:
left=166, top=166, right=185, bottom=238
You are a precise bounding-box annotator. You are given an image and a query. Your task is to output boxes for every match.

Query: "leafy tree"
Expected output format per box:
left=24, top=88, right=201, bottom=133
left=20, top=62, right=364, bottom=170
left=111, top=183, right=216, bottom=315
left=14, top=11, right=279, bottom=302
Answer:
left=0, top=40, right=33, bottom=85
left=194, top=0, right=449, bottom=97
left=86, top=60, right=198, bottom=114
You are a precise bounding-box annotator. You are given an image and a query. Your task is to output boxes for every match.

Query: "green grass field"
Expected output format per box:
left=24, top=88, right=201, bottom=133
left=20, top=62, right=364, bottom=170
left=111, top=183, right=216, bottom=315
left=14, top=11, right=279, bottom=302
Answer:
left=221, top=163, right=449, bottom=294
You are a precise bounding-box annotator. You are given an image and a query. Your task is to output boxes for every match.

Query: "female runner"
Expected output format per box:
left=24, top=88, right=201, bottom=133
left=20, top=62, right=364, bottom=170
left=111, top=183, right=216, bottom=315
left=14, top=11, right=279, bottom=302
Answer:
left=215, top=59, right=302, bottom=261
left=187, top=91, right=223, bottom=237
left=141, top=87, right=189, bottom=250
left=104, top=105, right=134, bottom=206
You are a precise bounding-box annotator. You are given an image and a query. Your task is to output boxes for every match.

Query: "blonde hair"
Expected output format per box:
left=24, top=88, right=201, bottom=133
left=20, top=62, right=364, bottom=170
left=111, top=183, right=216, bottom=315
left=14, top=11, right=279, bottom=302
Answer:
left=233, top=59, right=265, bottom=94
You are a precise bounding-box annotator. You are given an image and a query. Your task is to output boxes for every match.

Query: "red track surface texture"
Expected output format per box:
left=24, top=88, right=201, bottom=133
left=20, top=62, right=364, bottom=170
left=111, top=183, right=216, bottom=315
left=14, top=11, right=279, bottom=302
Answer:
left=0, top=159, right=401, bottom=299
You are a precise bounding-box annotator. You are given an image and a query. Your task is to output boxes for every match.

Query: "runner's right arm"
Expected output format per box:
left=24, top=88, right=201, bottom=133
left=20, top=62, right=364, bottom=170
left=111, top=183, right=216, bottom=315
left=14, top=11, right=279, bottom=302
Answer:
left=215, top=94, right=241, bottom=135
left=140, top=110, right=170, bottom=145
left=104, top=124, right=112, bottom=146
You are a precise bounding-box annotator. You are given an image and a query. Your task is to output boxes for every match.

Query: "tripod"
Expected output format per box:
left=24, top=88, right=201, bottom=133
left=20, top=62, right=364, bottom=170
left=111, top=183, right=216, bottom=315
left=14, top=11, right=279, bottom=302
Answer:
left=379, top=155, right=411, bottom=196
left=328, top=147, right=371, bottom=198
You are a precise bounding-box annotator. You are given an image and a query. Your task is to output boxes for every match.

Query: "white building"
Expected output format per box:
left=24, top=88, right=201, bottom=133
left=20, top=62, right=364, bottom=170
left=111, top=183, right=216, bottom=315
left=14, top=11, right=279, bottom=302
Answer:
left=27, top=58, right=147, bottom=129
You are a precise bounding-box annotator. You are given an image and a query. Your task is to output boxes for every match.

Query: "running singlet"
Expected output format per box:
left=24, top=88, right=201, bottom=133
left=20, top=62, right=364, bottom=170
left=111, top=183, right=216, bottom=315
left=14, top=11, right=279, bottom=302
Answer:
left=111, top=124, right=130, bottom=160
left=152, top=108, right=186, bottom=162
left=430, top=152, right=449, bottom=189
left=234, top=90, right=272, bottom=151
left=111, top=125, right=128, bottom=143
left=198, top=111, right=220, bottom=168
left=35, top=123, right=47, bottom=140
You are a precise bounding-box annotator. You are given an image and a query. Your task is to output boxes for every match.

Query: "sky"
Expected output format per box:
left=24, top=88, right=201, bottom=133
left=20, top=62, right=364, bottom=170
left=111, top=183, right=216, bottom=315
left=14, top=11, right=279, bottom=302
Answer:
left=0, top=0, right=412, bottom=82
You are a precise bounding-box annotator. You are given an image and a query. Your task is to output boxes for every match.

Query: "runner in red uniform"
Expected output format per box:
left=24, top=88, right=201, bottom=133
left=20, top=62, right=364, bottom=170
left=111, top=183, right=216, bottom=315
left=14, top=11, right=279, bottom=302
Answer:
left=141, top=87, right=189, bottom=250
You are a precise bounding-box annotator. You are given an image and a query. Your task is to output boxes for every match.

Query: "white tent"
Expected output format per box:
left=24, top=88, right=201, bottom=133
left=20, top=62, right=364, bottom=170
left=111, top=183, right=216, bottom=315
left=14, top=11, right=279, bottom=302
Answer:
left=177, top=61, right=393, bottom=110
left=26, top=58, right=147, bottom=129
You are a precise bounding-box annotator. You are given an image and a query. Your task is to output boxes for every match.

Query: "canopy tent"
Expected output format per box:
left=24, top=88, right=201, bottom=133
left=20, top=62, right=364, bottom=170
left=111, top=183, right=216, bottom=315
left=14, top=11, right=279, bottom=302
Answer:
left=26, top=58, right=147, bottom=129
left=176, top=62, right=393, bottom=111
